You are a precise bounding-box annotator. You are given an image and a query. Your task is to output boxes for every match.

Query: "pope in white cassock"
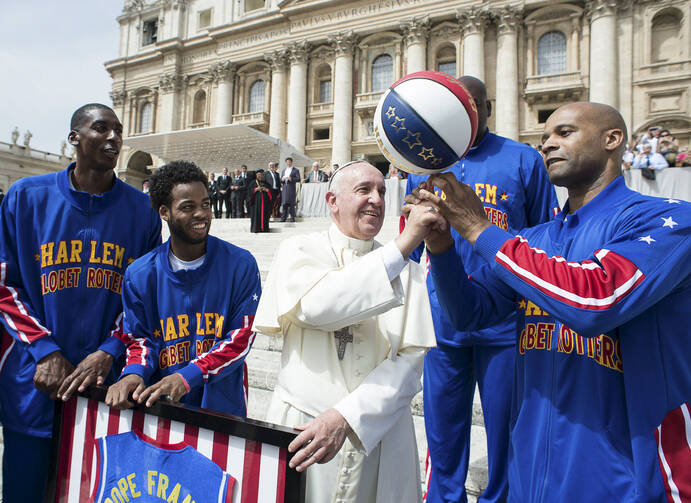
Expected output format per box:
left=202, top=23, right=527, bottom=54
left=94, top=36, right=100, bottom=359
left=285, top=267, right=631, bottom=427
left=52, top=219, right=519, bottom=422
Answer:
left=254, top=161, right=441, bottom=503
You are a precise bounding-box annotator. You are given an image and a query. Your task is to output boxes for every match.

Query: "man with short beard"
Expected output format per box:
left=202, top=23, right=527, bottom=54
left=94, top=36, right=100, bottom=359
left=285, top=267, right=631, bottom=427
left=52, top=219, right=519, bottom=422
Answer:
left=106, top=161, right=261, bottom=417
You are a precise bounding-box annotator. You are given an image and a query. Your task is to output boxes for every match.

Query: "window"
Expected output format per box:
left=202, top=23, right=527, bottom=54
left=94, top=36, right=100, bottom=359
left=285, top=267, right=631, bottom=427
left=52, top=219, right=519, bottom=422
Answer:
left=651, top=11, right=682, bottom=63
left=245, top=0, right=265, bottom=12
left=248, top=80, right=266, bottom=113
left=537, top=31, right=566, bottom=75
left=198, top=9, right=212, bottom=30
left=142, top=19, right=158, bottom=46
left=319, top=80, right=332, bottom=103
left=371, top=54, right=393, bottom=92
left=193, top=91, right=206, bottom=124
left=436, top=46, right=457, bottom=77
left=538, top=109, right=557, bottom=124
left=139, top=102, right=153, bottom=133
left=313, top=128, right=330, bottom=141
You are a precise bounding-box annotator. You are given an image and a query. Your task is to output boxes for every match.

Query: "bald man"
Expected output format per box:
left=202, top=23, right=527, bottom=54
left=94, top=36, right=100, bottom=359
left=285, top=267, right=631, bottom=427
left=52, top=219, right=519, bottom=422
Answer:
left=411, top=102, right=691, bottom=501
left=406, top=75, right=558, bottom=503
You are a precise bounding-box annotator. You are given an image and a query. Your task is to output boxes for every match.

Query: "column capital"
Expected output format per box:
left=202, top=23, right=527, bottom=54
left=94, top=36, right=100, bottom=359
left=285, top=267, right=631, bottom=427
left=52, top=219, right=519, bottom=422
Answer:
left=162, top=0, right=188, bottom=10
left=264, top=48, right=290, bottom=72
left=457, top=6, right=490, bottom=36
left=585, top=0, right=623, bottom=21
left=158, top=73, right=188, bottom=94
left=400, top=16, right=430, bottom=45
left=328, top=31, right=358, bottom=57
left=493, top=6, right=523, bottom=35
left=110, top=89, right=127, bottom=107
left=288, top=40, right=311, bottom=65
left=209, top=61, right=236, bottom=84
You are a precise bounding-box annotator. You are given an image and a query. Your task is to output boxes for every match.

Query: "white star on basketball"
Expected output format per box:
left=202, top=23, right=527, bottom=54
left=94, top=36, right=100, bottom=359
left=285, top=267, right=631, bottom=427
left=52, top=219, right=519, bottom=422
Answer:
left=638, top=235, right=656, bottom=244
left=661, top=216, right=678, bottom=229
left=252, top=293, right=258, bottom=301
left=665, top=198, right=680, bottom=204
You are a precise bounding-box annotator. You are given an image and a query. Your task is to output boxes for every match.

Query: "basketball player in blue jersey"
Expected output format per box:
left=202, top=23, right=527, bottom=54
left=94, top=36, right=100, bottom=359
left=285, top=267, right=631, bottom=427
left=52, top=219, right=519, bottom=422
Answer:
left=406, top=77, right=558, bottom=503
left=0, top=104, right=161, bottom=502
left=106, top=161, right=261, bottom=417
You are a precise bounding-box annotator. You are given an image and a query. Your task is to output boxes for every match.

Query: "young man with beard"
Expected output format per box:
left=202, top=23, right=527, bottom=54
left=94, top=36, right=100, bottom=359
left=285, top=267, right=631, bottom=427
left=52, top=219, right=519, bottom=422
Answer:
left=0, top=103, right=161, bottom=501
left=105, top=161, right=261, bottom=416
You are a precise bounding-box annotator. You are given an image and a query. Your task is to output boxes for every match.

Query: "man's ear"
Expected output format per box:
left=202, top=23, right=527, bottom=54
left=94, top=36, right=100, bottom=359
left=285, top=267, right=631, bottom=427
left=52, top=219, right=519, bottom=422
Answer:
left=159, top=205, right=170, bottom=222
left=486, top=100, right=492, bottom=118
left=67, top=130, right=79, bottom=147
left=325, top=191, right=338, bottom=214
left=604, top=128, right=625, bottom=152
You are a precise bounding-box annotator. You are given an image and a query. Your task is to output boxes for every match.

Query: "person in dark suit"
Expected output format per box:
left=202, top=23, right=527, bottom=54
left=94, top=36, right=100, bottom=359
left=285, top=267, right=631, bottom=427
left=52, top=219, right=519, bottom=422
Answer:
left=249, top=170, right=272, bottom=233
left=207, top=172, right=220, bottom=218
left=266, top=162, right=281, bottom=219
left=216, top=167, right=231, bottom=218
left=230, top=168, right=246, bottom=218
left=240, top=165, right=254, bottom=217
left=304, top=162, right=328, bottom=183
left=280, top=157, right=300, bottom=222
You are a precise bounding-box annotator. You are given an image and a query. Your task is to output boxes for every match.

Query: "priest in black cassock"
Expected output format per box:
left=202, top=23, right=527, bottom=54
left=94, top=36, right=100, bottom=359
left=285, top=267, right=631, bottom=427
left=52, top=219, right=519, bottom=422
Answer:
left=249, top=170, right=272, bottom=233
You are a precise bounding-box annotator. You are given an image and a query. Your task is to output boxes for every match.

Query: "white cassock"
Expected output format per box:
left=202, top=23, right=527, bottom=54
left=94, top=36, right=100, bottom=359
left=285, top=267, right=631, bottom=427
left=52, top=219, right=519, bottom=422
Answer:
left=254, top=224, right=436, bottom=503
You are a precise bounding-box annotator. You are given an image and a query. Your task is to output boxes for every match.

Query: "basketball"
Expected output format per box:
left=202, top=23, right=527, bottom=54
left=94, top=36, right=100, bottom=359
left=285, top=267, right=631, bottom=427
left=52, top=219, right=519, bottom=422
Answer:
left=373, top=71, right=479, bottom=175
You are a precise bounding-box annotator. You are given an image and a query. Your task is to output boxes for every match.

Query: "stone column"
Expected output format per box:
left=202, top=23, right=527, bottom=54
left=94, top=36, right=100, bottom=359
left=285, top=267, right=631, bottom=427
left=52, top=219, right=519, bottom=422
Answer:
left=286, top=41, right=310, bottom=152
left=587, top=0, right=618, bottom=107
left=265, top=49, right=289, bottom=140
left=109, top=89, right=128, bottom=127
left=210, top=61, right=236, bottom=126
left=494, top=7, right=521, bottom=140
left=457, top=7, right=489, bottom=80
left=157, top=73, right=187, bottom=131
left=401, top=17, right=430, bottom=74
left=329, top=31, right=358, bottom=167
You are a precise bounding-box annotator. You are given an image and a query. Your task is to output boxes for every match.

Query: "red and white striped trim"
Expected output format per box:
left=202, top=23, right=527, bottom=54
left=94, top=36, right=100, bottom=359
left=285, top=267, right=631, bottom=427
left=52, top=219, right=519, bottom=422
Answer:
left=193, top=315, right=255, bottom=381
left=0, top=262, right=51, bottom=343
left=655, top=403, right=691, bottom=503
left=124, top=336, right=149, bottom=367
left=496, top=237, right=645, bottom=310
left=422, top=448, right=432, bottom=502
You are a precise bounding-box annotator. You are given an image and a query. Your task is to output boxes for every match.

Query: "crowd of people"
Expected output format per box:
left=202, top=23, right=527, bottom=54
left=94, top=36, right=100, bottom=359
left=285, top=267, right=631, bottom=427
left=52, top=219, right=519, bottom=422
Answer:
left=622, top=125, right=690, bottom=173
left=0, top=82, right=689, bottom=503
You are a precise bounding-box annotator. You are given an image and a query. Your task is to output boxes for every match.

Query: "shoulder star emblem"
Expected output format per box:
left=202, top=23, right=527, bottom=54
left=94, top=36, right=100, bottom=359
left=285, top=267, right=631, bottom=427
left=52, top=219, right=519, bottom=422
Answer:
left=518, top=298, right=527, bottom=310
left=34, top=253, right=40, bottom=262
left=391, top=116, right=406, bottom=132
left=661, top=216, right=678, bottom=229
left=153, top=329, right=161, bottom=338
left=385, top=106, right=396, bottom=119
left=638, top=235, right=655, bottom=244
left=252, top=293, right=259, bottom=301
left=402, top=130, right=422, bottom=150
left=500, top=193, right=508, bottom=201
left=665, top=198, right=680, bottom=204
left=418, top=147, right=435, bottom=160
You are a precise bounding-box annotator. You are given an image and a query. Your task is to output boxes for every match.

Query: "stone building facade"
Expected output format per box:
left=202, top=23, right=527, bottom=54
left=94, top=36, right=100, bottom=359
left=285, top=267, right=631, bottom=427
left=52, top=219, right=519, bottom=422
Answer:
left=0, top=132, right=65, bottom=192
left=106, top=0, right=691, bottom=178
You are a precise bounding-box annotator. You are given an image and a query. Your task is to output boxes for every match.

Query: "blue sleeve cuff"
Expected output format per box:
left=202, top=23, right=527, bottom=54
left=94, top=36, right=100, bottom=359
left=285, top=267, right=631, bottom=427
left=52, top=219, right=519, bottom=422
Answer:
left=27, top=336, right=62, bottom=363
left=427, top=243, right=460, bottom=271
left=474, top=226, right=514, bottom=264
left=98, top=337, right=125, bottom=359
left=120, top=364, right=153, bottom=384
left=177, top=363, right=204, bottom=390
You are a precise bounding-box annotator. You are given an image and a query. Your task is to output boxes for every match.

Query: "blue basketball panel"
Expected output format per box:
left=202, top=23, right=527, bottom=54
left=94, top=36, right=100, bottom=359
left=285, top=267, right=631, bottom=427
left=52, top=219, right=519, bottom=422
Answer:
left=380, top=90, right=459, bottom=171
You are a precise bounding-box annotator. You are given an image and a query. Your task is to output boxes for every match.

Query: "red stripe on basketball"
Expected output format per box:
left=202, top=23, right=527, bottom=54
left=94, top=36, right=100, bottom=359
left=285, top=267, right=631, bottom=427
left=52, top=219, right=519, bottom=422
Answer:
left=241, top=440, right=262, bottom=503
left=212, top=431, right=230, bottom=471
left=658, top=404, right=691, bottom=501
left=107, top=407, right=121, bottom=435
left=156, top=417, right=171, bottom=445
left=56, top=396, right=78, bottom=501
left=78, top=398, right=99, bottom=501
left=275, top=447, right=287, bottom=503
left=184, top=423, right=199, bottom=449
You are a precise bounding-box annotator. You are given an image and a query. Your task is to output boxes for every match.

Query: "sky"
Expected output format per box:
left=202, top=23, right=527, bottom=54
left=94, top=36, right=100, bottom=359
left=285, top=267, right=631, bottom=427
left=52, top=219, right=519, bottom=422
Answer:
left=0, top=1, right=124, bottom=153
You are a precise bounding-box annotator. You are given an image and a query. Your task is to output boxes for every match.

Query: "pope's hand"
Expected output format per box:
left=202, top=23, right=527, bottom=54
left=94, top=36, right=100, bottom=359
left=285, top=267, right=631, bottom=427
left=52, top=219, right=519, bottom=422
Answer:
left=288, top=408, right=352, bottom=472
left=420, top=172, right=491, bottom=245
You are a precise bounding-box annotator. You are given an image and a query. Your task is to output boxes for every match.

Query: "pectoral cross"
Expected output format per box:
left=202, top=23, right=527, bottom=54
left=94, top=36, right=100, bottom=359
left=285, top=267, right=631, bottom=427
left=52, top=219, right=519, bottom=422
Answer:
left=334, top=326, right=353, bottom=360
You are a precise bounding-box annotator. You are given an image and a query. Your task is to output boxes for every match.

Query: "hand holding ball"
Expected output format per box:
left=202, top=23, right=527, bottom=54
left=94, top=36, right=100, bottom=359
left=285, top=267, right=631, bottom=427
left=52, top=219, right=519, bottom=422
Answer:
left=374, top=71, right=479, bottom=175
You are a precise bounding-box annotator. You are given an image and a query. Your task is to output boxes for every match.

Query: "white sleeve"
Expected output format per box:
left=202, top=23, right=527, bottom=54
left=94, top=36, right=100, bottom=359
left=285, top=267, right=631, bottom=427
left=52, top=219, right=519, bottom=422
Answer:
left=291, top=247, right=405, bottom=331
left=651, top=153, right=669, bottom=170
left=381, top=240, right=408, bottom=282
left=333, top=346, right=425, bottom=455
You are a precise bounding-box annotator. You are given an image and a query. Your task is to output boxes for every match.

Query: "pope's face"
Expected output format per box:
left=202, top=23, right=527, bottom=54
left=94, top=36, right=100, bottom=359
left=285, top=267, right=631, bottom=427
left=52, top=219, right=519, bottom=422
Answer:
left=330, top=163, right=385, bottom=240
